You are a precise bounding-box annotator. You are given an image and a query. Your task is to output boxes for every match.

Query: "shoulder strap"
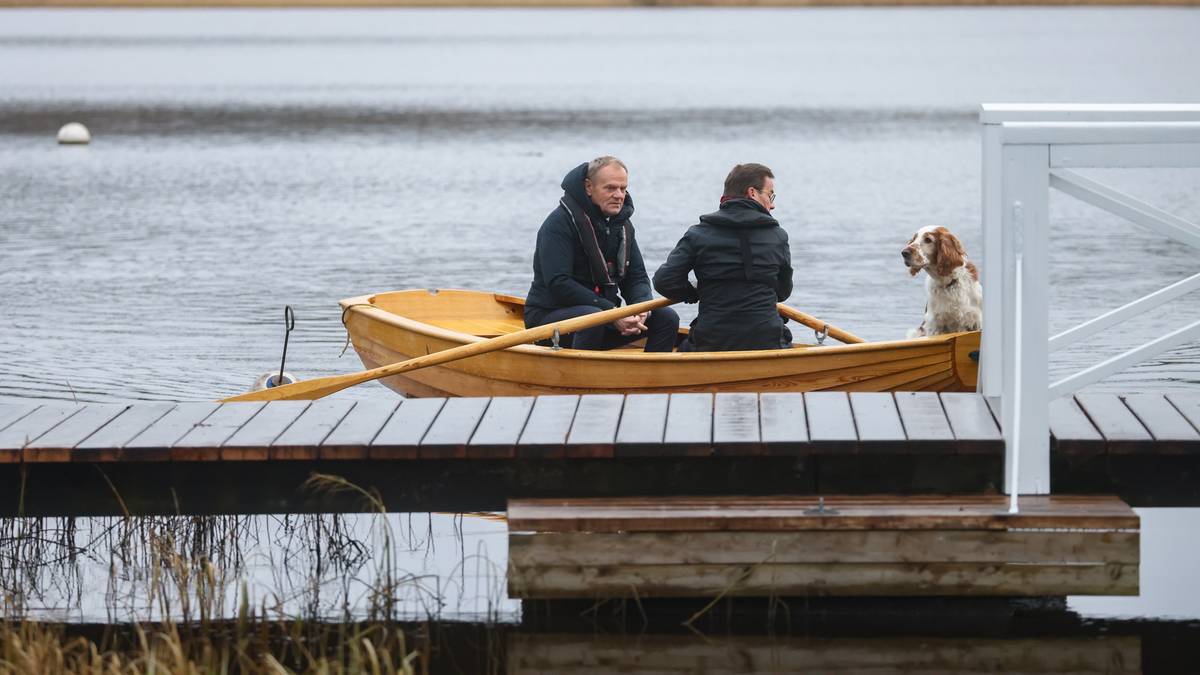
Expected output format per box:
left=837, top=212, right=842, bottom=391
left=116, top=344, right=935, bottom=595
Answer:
left=559, top=194, right=616, bottom=291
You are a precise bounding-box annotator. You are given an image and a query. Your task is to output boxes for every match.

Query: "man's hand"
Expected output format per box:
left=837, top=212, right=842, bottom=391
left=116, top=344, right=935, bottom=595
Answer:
left=613, top=312, right=649, bottom=336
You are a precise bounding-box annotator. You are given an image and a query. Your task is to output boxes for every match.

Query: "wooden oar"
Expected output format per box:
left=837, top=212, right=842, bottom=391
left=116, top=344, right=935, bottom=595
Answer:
left=222, top=297, right=675, bottom=402
left=777, top=304, right=866, bottom=345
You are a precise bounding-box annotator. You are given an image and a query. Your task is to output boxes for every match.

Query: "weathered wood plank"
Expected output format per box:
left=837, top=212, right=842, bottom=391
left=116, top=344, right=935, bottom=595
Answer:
left=894, top=392, right=956, bottom=454
left=371, top=398, right=444, bottom=459
left=565, top=395, right=624, bottom=458
left=1049, top=396, right=1106, bottom=457
left=849, top=392, right=906, bottom=454
left=1122, top=393, right=1200, bottom=454
left=0, top=404, right=37, bottom=433
left=123, top=402, right=219, bottom=461
left=320, top=401, right=401, bottom=460
left=939, top=393, right=1002, bottom=455
left=1075, top=393, right=1153, bottom=454
left=23, top=404, right=129, bottom=463
left=420, top=397, right=490, bottom=459
left=804, top=392, right=856, bottom=454
left=509, top=530, right=1140, bottom=566
left=662, top=393, right=713, bottom=456
left=467, top=396, right=534, bottom=459
left=518, top=396, right=579, bottom=459
left=74, top=403, right=176, bottom=462
left=507, top=634, right=1142, bottom=674
left=271, top=399, right=356, bottom=460
left=508, top=562, right=1139, bottom=598
left=172, top=402, right=265, bottom=461
left=712, top=393, right=761, bottom=456
left=0, top=405, right=82, bottom=461
left=220, top=401, right=310, bottom=461
left=614, top=393, right=669, bottom=457
left=507, top=495, right=1139, bottom=532
left=759, top=392, right=808, bottom=456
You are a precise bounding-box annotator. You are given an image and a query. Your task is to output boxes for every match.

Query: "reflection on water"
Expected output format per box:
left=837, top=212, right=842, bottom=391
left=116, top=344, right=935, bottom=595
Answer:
left=1, top=8, right=1199, bottom=403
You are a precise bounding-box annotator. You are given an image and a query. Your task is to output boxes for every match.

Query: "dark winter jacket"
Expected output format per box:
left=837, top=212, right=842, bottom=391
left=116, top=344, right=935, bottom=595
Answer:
left=653, top=198, right=793, bottom=351
left=525, top=163, right=653, bottom=316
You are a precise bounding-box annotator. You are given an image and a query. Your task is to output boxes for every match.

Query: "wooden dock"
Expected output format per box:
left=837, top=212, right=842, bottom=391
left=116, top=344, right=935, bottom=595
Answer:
left=1, top=392, right=1197, bottom=515
left=507, top=494, right=1139, bottom=599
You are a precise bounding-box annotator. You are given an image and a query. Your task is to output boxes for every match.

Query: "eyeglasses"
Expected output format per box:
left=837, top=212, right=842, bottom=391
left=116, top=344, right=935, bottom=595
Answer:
left=752, top=187, right=776, bottom=203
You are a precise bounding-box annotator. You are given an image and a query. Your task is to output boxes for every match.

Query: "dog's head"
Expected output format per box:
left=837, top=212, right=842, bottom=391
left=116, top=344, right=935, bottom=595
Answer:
left=902, top=226, right=966, bottom=278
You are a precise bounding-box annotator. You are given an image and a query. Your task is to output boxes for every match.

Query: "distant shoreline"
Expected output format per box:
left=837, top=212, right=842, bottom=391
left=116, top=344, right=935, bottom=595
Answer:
left=2, top=0, right=1197, bottom=7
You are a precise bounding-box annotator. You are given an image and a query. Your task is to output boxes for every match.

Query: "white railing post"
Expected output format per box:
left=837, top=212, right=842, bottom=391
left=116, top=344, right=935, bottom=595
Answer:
left=980, top=115, right=1005, bottom=397
left=1000, top=142, right=1051, bottom=495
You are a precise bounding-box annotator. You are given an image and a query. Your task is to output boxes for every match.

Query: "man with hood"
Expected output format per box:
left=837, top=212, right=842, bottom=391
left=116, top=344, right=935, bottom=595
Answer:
left=653, top=163, right=793, bottom=351
left=525, top=156, right=680, bottom=351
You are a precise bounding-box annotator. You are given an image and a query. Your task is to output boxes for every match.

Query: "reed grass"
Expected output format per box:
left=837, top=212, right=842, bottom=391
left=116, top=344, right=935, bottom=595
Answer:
left=0, top=473, right=508, bottom=674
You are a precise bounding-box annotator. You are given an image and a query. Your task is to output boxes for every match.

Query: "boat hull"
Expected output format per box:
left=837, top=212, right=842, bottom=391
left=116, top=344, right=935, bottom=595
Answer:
left=340, top=289, right=980, bottom=398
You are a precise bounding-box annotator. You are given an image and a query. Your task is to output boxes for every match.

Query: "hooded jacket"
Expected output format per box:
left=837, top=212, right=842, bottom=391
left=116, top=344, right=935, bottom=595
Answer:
left=525, top=163, right=653, bottom=315
left=653, top=198, right=793, bottom=351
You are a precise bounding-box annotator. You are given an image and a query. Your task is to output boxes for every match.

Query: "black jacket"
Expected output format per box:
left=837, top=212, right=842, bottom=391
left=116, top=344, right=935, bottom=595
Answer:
left=653, top=198, right=793, bottom=351
left=525, top=163, right=653, bottom=314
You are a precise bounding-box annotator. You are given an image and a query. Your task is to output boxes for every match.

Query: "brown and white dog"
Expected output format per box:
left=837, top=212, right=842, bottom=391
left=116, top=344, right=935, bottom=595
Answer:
left=902, top=226, right=982, bottom=338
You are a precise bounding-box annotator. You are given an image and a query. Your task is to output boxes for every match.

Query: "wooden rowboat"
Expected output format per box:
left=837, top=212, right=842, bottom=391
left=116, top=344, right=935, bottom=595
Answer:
left=339, top=289, right=980, bottom=398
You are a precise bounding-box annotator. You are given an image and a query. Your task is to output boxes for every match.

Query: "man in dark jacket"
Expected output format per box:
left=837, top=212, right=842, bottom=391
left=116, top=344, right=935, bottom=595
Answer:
left=653, top=163, right=793, bottom=351
left=525, top=157, right=680, bottom=351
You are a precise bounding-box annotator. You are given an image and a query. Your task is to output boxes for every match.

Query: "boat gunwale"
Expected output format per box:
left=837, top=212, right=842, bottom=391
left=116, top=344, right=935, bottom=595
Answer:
left=339, top=289, right=974, bottom=364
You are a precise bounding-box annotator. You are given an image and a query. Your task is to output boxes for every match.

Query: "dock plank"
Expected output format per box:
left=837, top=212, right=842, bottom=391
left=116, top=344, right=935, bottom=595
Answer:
left=320, top=401, right=400, bottom=460
left=804, top=392, right=856, bottom=454
left=24, top=404, right=129, bottom=463
left=1075, top=393, right=1153, bottom=454
left=849, top=393, right=906, bottom=454
left=712, top=393, right=761, bottom=456
left=614, top=394, right=669, bottom=457
left=759, top=393, right=808, bottom=456
left=123, top=402, right=219, bottom=461
left=272, top=399, right=356, bottom=460
left=220, top=401, right=310, bottom=461
left=0, top=405, right=83, bottom=462
left=420, top=397, right=490, bottom=459
left=173, top=403, right=265, bottom=461
left=467, top=396, right=534, bottom=459
left=662, top=393, right=713, bottom=456
left=517, top=396, right=579, bottom=459
left=0, top=404, right=37, bottom=433
left=894, top=392, right=956, bottom=454
left=1048, top=396, right=1105, bottom=457
left=565, top=395, right=624, bottom=458
left=508, top=561, right=1138, bottom=598
left=509, top=530, right=1140, bottom=566
left=507, top=495, right=1138, bottom=532
left=74, top=403, right=176, bottom=462
left=371, top=398, right=444, bottom=459
left=939, top=392, right=1002, bottom=455
left=1122, top=394, right=1200, bottom=454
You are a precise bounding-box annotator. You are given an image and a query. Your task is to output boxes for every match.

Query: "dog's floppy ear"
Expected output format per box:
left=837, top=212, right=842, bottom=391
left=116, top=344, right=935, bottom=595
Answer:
left=932, top=227, right=965, bottom=277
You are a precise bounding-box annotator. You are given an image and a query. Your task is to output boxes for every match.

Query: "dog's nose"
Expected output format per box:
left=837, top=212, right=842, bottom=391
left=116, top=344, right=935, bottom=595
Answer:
left=901, top=249, right=912, bottom=261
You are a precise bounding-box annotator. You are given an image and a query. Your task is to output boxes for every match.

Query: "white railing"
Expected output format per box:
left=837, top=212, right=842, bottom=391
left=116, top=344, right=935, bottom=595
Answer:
left=979, top=104, right=1200, bottom=495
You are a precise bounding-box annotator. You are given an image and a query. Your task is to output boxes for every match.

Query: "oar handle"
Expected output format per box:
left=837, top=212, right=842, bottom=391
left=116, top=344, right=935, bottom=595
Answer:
left=777, top=304, right=866, bottom=345
left=223, top=297, right=674, bottom=402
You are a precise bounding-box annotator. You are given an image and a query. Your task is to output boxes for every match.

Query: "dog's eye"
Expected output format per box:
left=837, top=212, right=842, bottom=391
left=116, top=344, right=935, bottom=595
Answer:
left=924, top=237, right=933, bottom=243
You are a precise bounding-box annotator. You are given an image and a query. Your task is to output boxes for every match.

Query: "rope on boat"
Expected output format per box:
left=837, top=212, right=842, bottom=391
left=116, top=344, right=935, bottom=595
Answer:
left=339, top=303, right=374, bottom=357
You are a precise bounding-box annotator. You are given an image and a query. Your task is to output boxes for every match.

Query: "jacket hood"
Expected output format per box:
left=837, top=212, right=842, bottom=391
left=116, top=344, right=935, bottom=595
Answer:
left=699, top=198, right=778, bottom=229
left=561, top=162, right=635, bottom=223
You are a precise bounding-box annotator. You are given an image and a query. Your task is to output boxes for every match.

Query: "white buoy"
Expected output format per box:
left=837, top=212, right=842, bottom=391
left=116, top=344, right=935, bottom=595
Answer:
left=251, top=371, right=298, bottom=391
left=57, top=122, right=91, bottom=145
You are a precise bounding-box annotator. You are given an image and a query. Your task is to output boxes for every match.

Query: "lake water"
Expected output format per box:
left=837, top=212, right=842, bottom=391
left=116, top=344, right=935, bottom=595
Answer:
left=1, top=5, right=1199, bottom=638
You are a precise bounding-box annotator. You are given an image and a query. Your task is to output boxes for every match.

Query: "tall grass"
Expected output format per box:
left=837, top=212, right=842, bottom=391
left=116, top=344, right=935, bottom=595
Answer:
left=0, top=474, right=509, bottom=673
